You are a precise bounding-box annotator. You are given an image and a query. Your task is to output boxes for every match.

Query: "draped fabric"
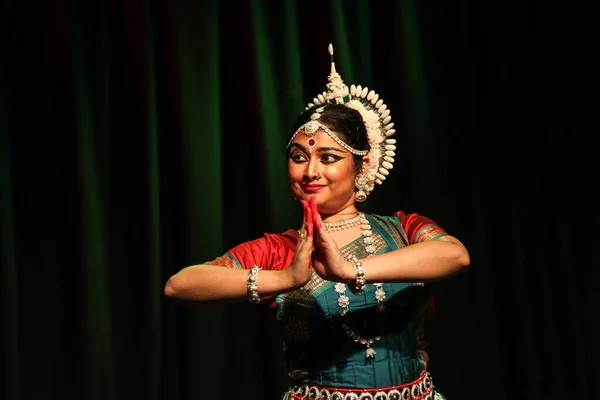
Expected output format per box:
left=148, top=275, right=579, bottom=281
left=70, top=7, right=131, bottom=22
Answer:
left=1, top=1, right=596, bottom=399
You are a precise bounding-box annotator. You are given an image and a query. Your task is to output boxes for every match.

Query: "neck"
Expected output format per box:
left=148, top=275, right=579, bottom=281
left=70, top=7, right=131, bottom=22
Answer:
left=320, top=204, right=360, bottom=223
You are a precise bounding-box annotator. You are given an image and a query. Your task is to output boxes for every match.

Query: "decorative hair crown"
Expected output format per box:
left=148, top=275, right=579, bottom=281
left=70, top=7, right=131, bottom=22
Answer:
left=287, top=44, right=396, bottom=199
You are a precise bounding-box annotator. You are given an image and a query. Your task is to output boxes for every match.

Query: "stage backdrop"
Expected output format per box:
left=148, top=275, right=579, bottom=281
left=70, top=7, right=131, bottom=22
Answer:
left=1, top=1, right=596, bottom=399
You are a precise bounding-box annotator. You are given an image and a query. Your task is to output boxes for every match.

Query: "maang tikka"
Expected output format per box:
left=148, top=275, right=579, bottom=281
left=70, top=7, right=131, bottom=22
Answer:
left=304, top=107, right=324, bottom=153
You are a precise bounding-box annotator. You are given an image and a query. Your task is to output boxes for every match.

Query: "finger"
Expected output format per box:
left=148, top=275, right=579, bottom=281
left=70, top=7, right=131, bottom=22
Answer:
left=306, top=203, right=314, bottom=238
left=310, top=196, right=323, bottom=233
left=300, top=200, right=308, bottom=222
left=296, top=200, right=308, bottom=242
left=302, top=233, right=313, bottom=250
left=309, top=196, right=322, bottom=237
left=300, top=200, right=309, bottom=233
left=297, top=237, right=314, bottom=267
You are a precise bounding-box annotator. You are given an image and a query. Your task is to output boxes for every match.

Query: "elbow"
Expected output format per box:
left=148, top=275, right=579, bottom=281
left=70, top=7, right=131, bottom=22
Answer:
left=438, top=237, right=470, bottom=275
left=456, top=248, right=470, bottom=274
left=164, top=275, right=182, bottom=299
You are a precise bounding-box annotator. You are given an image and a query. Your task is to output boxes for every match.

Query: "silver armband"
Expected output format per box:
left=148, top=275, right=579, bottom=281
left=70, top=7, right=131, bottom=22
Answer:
left=247, top=265, right=262, bottom=304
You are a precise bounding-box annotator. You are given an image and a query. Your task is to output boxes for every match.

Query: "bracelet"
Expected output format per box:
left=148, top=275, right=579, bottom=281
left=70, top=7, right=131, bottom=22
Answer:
left=247, top=265, right=262, bottom=304
left=349, top=256, right=366, bottom=293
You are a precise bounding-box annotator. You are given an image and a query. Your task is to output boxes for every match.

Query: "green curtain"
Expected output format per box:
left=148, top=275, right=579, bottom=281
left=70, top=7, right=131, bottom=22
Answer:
left=1, top=1, right=595, bottom=399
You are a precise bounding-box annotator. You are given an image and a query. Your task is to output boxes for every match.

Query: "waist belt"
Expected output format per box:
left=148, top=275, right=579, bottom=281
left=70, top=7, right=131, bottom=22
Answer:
left=285, top=370, right=435, bottom=400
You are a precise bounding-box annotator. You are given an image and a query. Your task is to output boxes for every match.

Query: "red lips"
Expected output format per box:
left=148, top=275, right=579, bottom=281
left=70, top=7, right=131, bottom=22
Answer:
left=303, top=185, right=326, bottom=193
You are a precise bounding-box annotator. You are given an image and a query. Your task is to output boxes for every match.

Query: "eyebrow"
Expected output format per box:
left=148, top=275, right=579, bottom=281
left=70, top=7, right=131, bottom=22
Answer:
left=289, top=143, right=346, bottom=154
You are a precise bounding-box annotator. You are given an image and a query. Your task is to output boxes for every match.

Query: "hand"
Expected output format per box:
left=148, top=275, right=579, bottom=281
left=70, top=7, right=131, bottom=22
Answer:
left=309, top=196, right=355, bottom=283
left=285, top=199, right=315, bottom=289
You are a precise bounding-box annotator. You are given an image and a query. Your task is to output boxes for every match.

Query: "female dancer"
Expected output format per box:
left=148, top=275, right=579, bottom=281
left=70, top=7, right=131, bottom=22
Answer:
left=165, top=45, right=470, bottom=400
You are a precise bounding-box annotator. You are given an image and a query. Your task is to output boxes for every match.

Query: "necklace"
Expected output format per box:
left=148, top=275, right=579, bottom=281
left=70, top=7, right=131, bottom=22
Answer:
left=322, top=214, right=362, bottom=231
left=334, top=213, right=386, bottom=359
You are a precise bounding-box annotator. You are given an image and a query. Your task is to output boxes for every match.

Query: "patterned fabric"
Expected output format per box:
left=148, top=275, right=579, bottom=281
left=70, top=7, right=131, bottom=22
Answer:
left=394, top=212, right=448, bottom=244
left=203, top=212, right=448, bottom=388
left=204, top=255, right=238, bottom=268
left=285, top=370, right=437, bottom=399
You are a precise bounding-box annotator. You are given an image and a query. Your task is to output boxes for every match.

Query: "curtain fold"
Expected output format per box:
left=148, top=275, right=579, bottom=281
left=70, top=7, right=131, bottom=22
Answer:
left=1, top=61, right=20, bottom=400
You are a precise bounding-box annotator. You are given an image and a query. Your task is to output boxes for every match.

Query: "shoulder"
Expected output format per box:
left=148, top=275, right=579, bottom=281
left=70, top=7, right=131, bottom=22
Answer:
left=368, top=211, right=426, bottom=226
left=223, top=230, right=298, bottom=270
left=261, top=229, right=300, bottom=249
left=369, top=211, right=448, bottom=244
left=229, top=230, right=298, bottom=254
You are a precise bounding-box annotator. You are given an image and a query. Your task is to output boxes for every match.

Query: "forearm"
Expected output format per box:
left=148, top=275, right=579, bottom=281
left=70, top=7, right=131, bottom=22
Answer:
left=356, top=238, right=470, bottom=283
left=164, top=264, right=296, bottom=304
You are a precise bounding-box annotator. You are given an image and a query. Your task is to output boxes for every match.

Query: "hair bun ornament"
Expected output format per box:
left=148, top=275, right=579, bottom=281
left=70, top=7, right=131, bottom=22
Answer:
left=304, top=44, right=396, bottom=196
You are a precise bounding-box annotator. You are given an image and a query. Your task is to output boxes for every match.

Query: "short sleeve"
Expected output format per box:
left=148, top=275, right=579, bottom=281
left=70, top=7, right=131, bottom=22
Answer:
left=204, top=231, right=297, bottom=271
left=395, top=212, right=448, bottom=245
left=202, top=231, right=298, bottom=309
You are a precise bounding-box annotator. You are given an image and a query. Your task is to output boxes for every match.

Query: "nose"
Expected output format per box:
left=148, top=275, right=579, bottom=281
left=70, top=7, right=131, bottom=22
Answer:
left=304, top=159, right=321, bottom=181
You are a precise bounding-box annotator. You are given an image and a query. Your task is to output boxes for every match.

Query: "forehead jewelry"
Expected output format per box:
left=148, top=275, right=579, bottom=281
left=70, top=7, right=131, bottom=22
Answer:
left=288, top=107, right=368, bottom=156
left=305, top=107, right=323, bottom=153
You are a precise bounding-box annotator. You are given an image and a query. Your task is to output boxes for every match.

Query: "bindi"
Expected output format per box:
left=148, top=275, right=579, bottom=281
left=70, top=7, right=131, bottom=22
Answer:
left=307, top=137, right=316, bottom=153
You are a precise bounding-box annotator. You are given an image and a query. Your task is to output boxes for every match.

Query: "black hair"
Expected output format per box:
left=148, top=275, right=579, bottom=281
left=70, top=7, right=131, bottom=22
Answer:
left=287, top=104, right=370, bottom=172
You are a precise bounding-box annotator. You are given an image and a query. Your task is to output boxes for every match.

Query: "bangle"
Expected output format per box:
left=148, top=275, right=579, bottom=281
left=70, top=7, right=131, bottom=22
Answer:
left=247, top=265, right=262, bottom=304
left=349, top=256, right=366, bottom=293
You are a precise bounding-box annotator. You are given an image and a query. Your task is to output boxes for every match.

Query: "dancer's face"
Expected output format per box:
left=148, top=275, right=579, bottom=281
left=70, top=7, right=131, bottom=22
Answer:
left=288, top=129, right=365, bottom=214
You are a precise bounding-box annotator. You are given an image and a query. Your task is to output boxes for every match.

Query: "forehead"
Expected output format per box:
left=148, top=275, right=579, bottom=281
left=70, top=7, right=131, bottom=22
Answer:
left=291, top=129, right=348, bottom=152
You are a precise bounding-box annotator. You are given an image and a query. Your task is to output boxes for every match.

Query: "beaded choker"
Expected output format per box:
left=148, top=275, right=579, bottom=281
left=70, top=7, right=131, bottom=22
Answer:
left=322, top=214, right=362, bottom=231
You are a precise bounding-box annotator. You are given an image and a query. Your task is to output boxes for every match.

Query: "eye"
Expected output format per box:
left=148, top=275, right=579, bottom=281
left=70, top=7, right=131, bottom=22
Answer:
left=321, top=154, right=343, bottom=164
left=289, top=153, right=307, bottom=163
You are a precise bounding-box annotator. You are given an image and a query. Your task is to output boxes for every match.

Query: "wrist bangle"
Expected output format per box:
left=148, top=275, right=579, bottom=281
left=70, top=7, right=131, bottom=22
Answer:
left=349, top=256, right=366, bottom=293
left=247, top=265, right=262, bottom=304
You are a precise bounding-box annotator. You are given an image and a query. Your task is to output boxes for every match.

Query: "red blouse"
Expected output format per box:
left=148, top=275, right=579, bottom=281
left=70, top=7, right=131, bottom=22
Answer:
left=205, top=212, right=447, bottom=309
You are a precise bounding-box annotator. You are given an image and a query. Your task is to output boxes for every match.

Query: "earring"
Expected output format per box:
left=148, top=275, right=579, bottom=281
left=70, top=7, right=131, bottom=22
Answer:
left=355, top=174, right=369, bottom=202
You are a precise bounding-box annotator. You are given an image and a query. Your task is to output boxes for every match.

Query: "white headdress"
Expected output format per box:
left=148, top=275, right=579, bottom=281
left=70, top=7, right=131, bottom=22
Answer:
left=286, top=44, right=396, bottom=201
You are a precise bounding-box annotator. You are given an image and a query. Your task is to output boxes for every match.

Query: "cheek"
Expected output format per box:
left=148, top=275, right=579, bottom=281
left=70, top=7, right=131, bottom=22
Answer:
left=288, top=163, right=303, bottom=182
left=327, top=164, right=356, bottom=185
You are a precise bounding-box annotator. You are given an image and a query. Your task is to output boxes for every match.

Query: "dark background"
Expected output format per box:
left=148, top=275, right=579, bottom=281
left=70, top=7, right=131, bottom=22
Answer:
left=1, top=1, right=597, bottom=399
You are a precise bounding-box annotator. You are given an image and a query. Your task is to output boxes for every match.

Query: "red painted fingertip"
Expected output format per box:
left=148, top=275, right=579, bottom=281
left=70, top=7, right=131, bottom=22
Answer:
left=310, top=196, right=322, bottom=232
left=306, top=205, right=314, bottom=237
left=301, top=200, right=308, bottom=222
